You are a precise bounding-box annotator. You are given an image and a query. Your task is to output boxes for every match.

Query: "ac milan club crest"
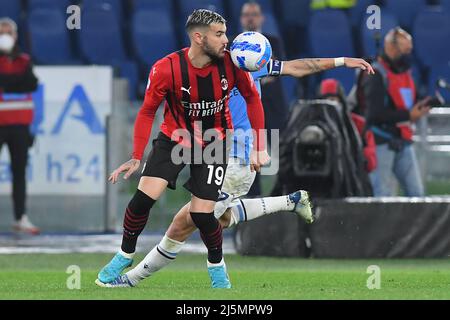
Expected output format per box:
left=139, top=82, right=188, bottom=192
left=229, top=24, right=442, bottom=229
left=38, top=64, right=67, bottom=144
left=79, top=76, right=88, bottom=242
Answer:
left=221, top=78, right=228, bottom=90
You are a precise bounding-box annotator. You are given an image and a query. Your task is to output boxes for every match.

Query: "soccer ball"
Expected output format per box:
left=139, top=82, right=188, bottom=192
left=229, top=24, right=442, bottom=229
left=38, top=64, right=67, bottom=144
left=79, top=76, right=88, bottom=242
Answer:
left=230, top=31, right=272, bottom=72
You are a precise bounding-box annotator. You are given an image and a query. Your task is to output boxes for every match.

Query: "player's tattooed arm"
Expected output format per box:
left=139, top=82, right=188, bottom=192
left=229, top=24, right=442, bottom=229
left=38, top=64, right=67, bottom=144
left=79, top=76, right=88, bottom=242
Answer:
left=300, top=59, right=324, bottom=73
left=281, top=57, right=374, bottom=78
left=281, top=58, right=330, bottom=77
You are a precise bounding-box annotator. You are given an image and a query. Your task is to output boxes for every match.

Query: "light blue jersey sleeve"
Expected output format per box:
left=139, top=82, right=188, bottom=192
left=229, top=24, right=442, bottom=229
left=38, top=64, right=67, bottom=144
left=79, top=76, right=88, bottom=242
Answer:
left=228, top=64, right=270, bottom=163
left=252, top=65, right=269, bottom=80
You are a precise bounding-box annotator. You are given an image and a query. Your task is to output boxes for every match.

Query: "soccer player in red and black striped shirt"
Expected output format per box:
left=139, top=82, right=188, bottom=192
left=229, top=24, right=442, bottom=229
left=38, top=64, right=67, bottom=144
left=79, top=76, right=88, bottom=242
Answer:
left=96, top=9, right=266, bottom=289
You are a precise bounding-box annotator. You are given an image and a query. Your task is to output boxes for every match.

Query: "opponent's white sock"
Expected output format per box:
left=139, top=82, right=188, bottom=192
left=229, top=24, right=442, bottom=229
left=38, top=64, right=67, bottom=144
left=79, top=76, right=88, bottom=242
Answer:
left=230, top=195, right=296, bottom=226
left=126, top=234, right=184, bottom=285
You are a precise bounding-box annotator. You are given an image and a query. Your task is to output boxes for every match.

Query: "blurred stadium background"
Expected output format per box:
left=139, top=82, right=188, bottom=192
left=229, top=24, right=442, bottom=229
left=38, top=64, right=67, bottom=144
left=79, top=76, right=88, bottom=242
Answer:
left=0, top=0, right=449, bottom=263
left=1, top=0, right=450, bottom=99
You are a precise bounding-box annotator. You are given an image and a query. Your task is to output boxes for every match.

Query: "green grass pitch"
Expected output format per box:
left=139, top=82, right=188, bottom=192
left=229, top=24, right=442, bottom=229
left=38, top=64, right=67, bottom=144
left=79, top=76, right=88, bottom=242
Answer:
left=0, top=253, right=449, bottom=300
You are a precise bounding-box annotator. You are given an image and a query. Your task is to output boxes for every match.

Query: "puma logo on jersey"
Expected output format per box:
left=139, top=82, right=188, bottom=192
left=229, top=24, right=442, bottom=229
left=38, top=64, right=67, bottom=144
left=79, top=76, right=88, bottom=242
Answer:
left=181, top=86, right=191, bottom=95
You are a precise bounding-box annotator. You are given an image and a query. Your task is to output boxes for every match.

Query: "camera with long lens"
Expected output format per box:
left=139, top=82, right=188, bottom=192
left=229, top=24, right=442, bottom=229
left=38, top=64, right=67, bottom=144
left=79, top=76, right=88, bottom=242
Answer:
left=293, top=124, right=331, bottom=177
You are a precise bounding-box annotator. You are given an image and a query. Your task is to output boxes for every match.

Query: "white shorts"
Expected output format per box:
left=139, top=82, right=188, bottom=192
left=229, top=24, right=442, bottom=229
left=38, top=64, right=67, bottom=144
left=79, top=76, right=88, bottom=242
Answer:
left=214, top=157, right=256, bottom=219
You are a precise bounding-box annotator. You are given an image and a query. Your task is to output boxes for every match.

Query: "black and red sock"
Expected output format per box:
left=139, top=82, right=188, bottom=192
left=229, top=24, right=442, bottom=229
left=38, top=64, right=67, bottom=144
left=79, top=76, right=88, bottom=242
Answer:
left=121, top=190, right=155, bottom=254
left=190, top=212, right=223, bottom=263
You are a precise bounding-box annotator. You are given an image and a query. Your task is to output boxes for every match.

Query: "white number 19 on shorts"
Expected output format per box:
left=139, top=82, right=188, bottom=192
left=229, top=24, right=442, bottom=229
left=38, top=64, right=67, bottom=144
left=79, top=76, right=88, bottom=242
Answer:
left=206, top=165, right=224, bottom=186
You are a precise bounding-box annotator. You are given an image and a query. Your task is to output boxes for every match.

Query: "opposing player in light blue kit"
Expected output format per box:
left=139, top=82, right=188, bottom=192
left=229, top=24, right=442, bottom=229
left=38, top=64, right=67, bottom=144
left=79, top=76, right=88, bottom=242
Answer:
left=97, top=53, right=374, bottom=288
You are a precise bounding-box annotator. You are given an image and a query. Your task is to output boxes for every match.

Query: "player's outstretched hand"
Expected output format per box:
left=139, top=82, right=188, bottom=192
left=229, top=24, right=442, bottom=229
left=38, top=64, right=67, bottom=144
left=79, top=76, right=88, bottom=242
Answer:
left=250, top=150, right=271, bottom=173
left=344, top=58, right=375, bottom=74
left=108, top=159, right=141, bottom=184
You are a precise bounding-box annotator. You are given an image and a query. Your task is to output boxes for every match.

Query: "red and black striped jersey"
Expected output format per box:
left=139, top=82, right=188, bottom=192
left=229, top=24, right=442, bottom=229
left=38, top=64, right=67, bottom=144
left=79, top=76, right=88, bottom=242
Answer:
left=132, top=48, right=265, bottom=160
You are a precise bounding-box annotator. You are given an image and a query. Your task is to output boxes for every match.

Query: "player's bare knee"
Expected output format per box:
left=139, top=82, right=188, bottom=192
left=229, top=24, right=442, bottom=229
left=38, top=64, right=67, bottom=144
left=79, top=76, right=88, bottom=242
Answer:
left=138, top=176, right=168, bottom=200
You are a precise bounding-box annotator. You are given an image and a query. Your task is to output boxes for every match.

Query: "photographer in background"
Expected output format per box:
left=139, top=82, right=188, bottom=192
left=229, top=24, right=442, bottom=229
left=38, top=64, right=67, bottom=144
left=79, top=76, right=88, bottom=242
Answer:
left=0, top=18, right=39, bottom=234
left=359, top=27, right=432, bottom=197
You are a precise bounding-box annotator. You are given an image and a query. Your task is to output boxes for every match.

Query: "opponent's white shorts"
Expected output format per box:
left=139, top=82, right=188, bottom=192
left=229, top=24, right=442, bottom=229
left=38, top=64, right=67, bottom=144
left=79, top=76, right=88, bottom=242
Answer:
left=214, top=157, right=256, bottom=219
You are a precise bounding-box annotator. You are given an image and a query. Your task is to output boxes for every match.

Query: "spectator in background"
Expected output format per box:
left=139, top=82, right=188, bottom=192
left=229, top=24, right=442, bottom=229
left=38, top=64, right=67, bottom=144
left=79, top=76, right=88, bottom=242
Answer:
left=358, top=27, right=432, bottom=197
left=239, top=1, right=289, bottom=196
left=0, top=18, right=40, bottom=234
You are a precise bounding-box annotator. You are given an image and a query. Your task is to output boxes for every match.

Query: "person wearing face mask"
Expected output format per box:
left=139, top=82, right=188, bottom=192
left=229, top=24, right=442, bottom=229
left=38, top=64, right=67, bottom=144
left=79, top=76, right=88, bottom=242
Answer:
left=0, top=18, right=39, bottom=234
left=359, top=27, right=432, bottom=197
